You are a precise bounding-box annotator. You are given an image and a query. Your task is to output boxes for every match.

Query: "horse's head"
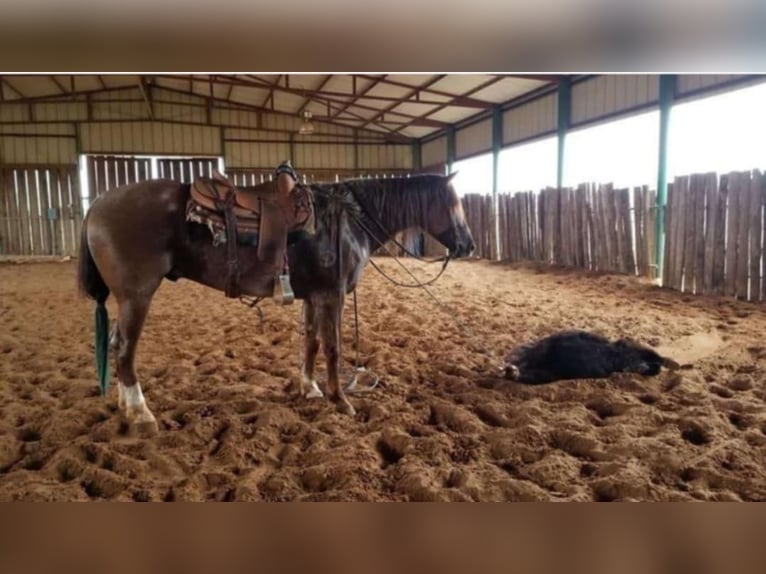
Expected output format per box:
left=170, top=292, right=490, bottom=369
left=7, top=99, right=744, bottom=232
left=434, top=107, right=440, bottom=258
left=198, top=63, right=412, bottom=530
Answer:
left=426, top=173, right=475, bottom=258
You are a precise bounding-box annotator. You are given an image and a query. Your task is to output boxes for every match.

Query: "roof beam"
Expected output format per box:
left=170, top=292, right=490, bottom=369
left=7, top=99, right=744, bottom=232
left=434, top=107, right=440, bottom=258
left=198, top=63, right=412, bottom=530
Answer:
left=231, top=75, right=449, bottom=127
left=358, top=75, right=446, bottom=131
left=1, top=78, right=25, bottom=99
left=258, top=74, right=282, bottom=109
left=49, top=75, right=68, bottom=94
left=331, top=75, right=383, bottom=119
left=355, top=74, right=494, bottom=109
left=503, top=74, right=564, bottom=83
left=393, top=75, right=504, bottom=135
left=2, top=84, right=137, bottom=104
left=298, top=74, right=333, bottom=115
left=138, top=75, right=154, bottom=120
left=156, top=83, right=410, bottom=140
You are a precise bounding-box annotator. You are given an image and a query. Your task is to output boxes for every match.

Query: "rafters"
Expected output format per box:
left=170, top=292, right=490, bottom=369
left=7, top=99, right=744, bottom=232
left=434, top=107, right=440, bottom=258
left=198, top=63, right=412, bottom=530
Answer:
left=1, top=77, right=25, bottom=99
left=49, top=76, right=68, bottom=94
left=0, top=74, right=560, bottom=139
left=392, top=75, right=506, bottom=135
left=358, top=75, right=446, bottom=131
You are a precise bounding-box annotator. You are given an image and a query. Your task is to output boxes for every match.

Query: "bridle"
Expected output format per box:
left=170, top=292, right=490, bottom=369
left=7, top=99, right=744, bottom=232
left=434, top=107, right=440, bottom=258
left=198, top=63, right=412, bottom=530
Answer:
left=347, top=188, right=453, bottom=289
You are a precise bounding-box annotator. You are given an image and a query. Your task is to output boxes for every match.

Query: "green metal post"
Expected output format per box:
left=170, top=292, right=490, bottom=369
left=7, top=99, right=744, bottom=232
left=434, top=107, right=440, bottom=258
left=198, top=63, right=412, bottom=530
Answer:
left=492, top=107, right=503, bottom=259
left=655, top=74, right=675, bottom=282
left=446, top=126, right=456, bottom=174
left=556, top=77, right=571, bottom=189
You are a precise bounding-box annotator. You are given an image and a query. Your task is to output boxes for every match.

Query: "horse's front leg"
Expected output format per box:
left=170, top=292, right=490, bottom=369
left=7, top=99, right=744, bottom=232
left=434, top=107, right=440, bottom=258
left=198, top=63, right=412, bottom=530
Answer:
left=300, top=299, right=323, bottom=399
left=318, top=294, right=355, bottom=416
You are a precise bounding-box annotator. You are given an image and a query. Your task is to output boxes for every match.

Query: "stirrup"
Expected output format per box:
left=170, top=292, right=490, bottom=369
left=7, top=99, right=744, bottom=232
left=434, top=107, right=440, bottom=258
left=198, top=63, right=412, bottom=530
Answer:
left=273, top=274, right=295, bottom=305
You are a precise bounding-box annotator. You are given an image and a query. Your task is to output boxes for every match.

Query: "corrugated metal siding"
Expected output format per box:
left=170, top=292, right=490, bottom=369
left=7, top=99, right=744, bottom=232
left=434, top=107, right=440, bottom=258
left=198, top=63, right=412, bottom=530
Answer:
left=455, top=118, right=491, bottom=159
left=224, top=141, right=291, bottom=168
left=80, top=122, right=221, bottom=155
left=294, top=143, right=355, bottom=169
left=422, top=136, right=447, bottom=168
left=34, top=102, right=88, bottom=122
left=152, top=89, right=207, bottom=124
left=357, top=145, right=412, bottom=170
left=0, top=104, right=30, bottom=123
left=675, top=74, right=756, bottom=98
left=0, top=136, right=77, bottom=164
left=211, top=108, right=260, bottom=129
left=571, top=75, right=658, bottom=126
left=503, top=93, right=557, bottom=144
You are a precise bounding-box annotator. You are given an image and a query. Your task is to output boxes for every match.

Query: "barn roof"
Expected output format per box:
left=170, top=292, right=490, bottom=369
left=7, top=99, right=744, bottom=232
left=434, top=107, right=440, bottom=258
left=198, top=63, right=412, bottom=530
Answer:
left=0, top=74, right=562, bottom=140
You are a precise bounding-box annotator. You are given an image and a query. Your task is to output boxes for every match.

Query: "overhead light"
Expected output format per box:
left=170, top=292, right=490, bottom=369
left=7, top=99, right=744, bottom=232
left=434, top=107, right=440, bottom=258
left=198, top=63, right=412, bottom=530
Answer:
left=298, top=110, right=315, bottom=135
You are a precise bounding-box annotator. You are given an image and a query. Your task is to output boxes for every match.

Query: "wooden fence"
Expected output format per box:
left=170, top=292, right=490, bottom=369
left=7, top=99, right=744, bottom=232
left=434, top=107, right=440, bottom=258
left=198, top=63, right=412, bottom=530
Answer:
left=663, top=171, right=765, bottom=300
left=459, top=185, right=657, bottom=277
left=458, top=170, right=765, bottom=301
left=0, top=165, right=82, bottom=256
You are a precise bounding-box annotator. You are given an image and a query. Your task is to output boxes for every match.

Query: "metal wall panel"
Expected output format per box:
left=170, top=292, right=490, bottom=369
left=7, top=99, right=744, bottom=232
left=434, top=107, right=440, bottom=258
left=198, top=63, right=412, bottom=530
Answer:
left=503, top=92, right=557, bottom=144
left=422, top=135, right=447, bottom=168
left=224, top=141, right=291, bottom=168
left=0, top=104, right=29, bottom=122
left=0, top=136, right=77, bottom=165
left=294, top=143, right=355, bottom=169
left=455, top=118, right=492, bottom=159
left=357, top=145, right=412, bottom=170
left=571, top=75, right=658, bottom=126
left=80, top=122, right=221, bottom=155
left=33, top=102, right=88, bottom=122
left=675, top=74, right=755, bottom=98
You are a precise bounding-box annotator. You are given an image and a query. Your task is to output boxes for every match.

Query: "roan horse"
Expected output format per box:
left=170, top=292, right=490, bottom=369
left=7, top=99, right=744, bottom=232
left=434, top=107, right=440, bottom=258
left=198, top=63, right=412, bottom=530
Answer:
left=78, top=170, right=475, bottom=433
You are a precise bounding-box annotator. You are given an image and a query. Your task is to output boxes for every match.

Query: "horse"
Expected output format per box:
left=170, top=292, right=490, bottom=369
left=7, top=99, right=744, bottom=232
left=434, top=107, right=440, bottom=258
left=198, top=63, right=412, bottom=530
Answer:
left=78, top=171, right=475, bottom=433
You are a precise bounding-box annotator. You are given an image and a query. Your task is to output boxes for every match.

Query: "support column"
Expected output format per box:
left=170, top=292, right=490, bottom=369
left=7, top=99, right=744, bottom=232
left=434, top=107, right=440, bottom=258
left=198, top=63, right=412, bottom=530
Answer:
left=353, top=129, right=359, bottom=174
left=411, top=139, right=422, bottom=171
left=556, top=77, right=571, bottom=189
left=492, top=106, right=503, bottom=260
left=655, top=74, right=676, bottom=282
left=446, top=126, right=456, bottom=174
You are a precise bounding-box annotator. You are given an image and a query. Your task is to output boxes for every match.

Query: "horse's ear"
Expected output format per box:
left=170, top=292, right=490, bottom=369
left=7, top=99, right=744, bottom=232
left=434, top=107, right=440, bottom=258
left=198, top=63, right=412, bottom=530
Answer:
left=445, top=171, right=458, bottom=183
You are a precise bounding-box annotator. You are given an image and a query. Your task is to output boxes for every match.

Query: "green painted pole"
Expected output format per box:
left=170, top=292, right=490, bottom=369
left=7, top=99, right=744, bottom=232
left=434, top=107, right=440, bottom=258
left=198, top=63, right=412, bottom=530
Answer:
left=655, top=74, right=676, bottom=282
left=556, top=77, right=571, bottom=189
left=446, top=126, right=456, bottom=174
left=492, top=107, right=503, bottom=259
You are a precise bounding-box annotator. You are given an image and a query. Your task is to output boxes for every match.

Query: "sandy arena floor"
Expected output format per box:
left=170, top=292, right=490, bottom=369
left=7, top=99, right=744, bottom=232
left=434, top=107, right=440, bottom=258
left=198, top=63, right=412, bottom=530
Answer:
left=1, top=258, right=765, bottom=501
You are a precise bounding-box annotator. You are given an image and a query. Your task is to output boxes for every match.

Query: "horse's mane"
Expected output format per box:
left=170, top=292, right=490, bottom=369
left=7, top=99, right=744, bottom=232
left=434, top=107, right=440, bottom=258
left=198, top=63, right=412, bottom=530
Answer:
left=310, top=175, right=449, bottom=232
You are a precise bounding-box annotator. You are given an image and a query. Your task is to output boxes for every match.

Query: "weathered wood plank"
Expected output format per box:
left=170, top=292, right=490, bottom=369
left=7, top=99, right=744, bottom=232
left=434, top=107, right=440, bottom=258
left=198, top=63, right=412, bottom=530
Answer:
left=693, top=174, right=707, bottom=293
left=675, top=177, right=688, bottom=290
left=702, top=173, right=717, bottom=293
left=712, top=175, right=727, bottom=295
left=736, top=171, right=751, bottom=298
left=749, top=170, right=762, bottom=301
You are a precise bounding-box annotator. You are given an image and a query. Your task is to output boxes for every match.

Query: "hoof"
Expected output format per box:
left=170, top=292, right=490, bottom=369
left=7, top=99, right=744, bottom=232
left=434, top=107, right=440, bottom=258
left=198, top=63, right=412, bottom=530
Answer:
left=335, top=400, right=356, bottom=416
left=302, top=380, right=324, bottom=399
left=130, top=418, right=160, bottom=438
left=125, top=406, right=159, bottom=437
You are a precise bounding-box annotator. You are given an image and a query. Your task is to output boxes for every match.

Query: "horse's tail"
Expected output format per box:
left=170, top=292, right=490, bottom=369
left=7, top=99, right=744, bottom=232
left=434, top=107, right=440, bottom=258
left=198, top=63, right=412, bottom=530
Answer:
left=77, top=221, right=111, bottom=396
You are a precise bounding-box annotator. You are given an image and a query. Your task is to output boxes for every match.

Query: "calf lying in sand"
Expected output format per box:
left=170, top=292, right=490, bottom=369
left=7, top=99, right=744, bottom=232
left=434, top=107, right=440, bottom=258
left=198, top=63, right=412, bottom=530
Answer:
left=503, top=330, right=678, bottom=384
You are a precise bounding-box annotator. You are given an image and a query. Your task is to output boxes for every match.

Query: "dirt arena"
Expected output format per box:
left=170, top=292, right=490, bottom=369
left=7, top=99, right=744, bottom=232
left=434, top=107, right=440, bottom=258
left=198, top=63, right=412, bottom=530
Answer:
left=1, top=257, right=765, bottom=501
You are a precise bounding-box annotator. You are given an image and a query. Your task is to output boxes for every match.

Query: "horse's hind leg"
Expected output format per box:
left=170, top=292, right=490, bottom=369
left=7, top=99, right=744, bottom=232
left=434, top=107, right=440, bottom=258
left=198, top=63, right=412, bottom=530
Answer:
left=114, top=295, right=158, bottom=434
left=300, top=300, right=323, bottom=399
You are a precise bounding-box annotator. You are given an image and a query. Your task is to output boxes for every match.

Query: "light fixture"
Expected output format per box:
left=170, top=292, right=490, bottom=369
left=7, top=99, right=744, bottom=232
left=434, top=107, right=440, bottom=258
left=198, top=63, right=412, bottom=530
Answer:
left=298, top=110, right=314, bottom=135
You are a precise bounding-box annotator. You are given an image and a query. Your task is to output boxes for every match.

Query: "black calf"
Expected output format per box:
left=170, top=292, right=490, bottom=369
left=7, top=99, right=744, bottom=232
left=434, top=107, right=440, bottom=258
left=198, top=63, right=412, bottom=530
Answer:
left=503, top=330, right=677, bottom=384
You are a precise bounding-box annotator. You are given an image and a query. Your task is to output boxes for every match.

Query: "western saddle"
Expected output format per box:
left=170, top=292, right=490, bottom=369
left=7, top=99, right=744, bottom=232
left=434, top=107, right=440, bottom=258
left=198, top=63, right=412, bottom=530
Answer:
left=186, top=161, right=314, bottom=304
